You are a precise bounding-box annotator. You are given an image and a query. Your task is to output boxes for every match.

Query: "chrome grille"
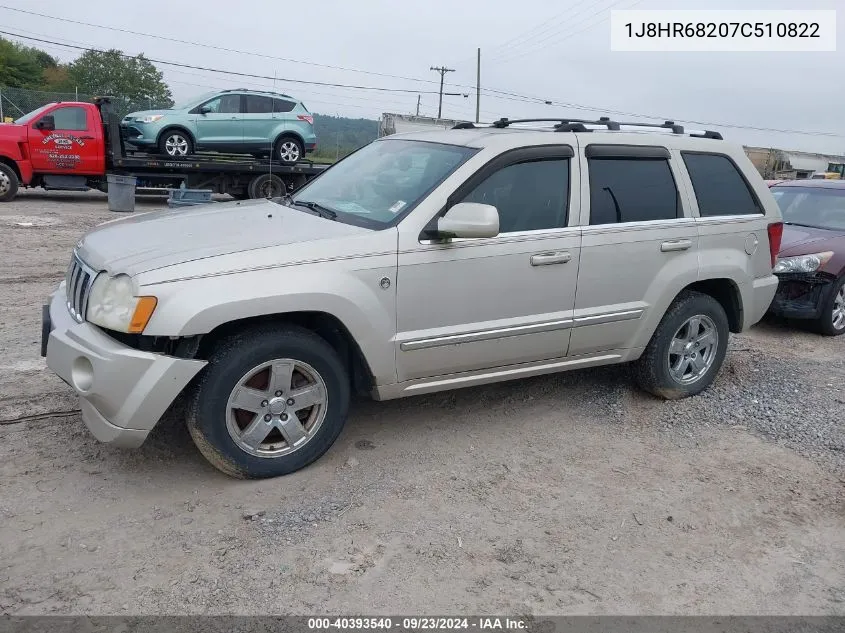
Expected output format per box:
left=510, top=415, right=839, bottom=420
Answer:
left=65, top=251, right=97, bottom=323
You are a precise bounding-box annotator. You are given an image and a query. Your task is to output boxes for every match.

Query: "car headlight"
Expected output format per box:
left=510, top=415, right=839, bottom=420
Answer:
left=136, top=114, right=164, bottom=123
left=86, top=273, right=157, bottom=333
left=773, top=251, right=833, bottom=274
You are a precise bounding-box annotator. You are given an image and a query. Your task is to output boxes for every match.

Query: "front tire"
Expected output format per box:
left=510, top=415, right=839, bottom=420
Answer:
left=816, top=276, right=845, bottom=336
left=0, top=163, right=19, bottom=202
left=159, top=130, right=194, bottom=158
left=275, top=136, right=303, bottom=165
left=186, top=325, right=350, bottom=479
left=635, top=291, right=729, bottom=399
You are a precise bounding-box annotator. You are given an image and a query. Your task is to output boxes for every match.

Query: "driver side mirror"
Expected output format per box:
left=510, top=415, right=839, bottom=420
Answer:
left=199, top=106, right=212, bottom=115
left=35, top=115, right=55, bottom=131
left=434, top=202, right=500, bottom=239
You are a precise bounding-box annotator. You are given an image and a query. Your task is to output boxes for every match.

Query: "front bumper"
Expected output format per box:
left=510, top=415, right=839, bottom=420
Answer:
left=768, top=272, right=837, bottom=320
left=42, top=287, right=206, bottom=447
left=120, top=123, right=157, bottom=148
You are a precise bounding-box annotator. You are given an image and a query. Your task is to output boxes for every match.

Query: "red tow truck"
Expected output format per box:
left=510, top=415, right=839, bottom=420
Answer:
left=0, top=97, right=327, bottom=202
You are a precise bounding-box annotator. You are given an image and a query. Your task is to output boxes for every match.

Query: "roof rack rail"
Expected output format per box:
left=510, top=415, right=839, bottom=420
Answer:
left=220, top=88, right=292, bottom=98
left=486, top=116, right=721, bottom=139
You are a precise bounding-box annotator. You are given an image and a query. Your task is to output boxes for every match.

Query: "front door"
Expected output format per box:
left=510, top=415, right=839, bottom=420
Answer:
left=395, top=145, right=581, bottom=382
left=568, top=144, right=699, bottom=356
left=195, top=94, right=243, bottom=151
left=29, top=105, right=101, bottom=174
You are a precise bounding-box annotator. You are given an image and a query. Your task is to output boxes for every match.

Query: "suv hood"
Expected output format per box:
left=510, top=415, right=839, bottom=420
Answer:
left=779, top=224, right=845, bottom=256
left=76, top=199, right=372, bottom=276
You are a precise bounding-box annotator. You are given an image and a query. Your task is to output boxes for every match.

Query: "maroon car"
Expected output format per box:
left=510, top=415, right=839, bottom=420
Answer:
left=768, top=179, right=845, bottom=335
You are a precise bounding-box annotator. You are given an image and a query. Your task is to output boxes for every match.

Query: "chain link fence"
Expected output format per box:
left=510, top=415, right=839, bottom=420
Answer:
left=0, top=86, right=170, bottom=123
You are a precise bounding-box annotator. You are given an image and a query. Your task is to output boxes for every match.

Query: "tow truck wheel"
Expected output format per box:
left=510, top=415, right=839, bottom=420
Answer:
left=248, top=173, right=285, bottom=199
left=159, top=130, right=194, bottom=158
left=0, top=163, right=19, bottom=202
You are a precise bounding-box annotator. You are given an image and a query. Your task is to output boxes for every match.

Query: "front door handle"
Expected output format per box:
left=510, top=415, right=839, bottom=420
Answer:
left=660, top=239, right=692, bottom=252
left=530, top=251, right=572, bottom=266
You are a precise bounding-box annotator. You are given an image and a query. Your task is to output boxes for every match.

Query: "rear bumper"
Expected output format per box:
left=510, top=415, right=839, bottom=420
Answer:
left=746, top=275, right=779, bottom=328
left=43, top=286, right=206, bottom=447
left=768, top=272, right=837, bottom=320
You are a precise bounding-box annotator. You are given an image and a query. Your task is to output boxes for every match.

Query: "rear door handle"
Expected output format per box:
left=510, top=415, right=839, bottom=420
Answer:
left=530, top=251, right=571, bottom=266
left=660, top=239, right=692, bottom=252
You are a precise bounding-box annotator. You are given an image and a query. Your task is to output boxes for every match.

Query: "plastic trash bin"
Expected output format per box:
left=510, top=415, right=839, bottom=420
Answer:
left=106, top=174, right=137, bottom=213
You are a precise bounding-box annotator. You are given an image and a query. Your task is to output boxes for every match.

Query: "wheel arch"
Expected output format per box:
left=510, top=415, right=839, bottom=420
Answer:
left=682, top=278, right=744, bottom=333
left=195, top=311, right=376, bottom=396
left=156, top=125, right=197, bottom=147
left=273, top=130, right=305, bottom=151
left=0, top=155, right=22, bottom=181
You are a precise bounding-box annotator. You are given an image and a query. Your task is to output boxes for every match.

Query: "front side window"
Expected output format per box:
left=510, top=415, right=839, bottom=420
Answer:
left=683, top=153, right=760, bottom=216
left=51, top=106, right=88, bottom=131
left=771, top=186, right=845, bottom=231
left=202, top=94, right=241, bottom=114
left=288, top=139, right=476, bottom=228
left=588, top=158, right=680, bottom=225
left=459, top=159, right=569, bottom=232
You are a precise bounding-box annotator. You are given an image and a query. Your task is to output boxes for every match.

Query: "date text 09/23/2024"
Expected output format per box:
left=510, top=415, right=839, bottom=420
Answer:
left=307, top=617, right=528, bottom=631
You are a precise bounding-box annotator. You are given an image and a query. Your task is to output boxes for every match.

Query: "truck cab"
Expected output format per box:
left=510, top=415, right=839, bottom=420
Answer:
left=0, top=101, right=106, bottom=200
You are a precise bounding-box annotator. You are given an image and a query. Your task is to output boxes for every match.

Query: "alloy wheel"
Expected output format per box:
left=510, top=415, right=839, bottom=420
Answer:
left=833, top=285, right=845, bottom=331
left=225, top=358, right=328, bottom=458
left=278, top=140, right=301, bottom=163
left=667, top=314, right=719, bottom=385
left=164, top=134, right=189, bottom=157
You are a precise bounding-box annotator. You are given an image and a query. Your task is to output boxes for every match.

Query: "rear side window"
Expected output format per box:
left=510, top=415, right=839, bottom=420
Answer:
left=588, top=158, right=680, bottom=225
left=273, top=98, right=296, bottom=113
left=244, top=95, right=273, bottom=114
left=682, top=153, right=761, bottom=216
left=51, top=106, right=88, bottom=131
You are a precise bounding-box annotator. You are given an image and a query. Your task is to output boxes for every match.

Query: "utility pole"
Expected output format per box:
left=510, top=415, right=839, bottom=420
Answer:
left=475, top=48, right=481, bottom=123
left=430, top=66, right=455, bottom=119
left=416, top=94, right=421, bottom=116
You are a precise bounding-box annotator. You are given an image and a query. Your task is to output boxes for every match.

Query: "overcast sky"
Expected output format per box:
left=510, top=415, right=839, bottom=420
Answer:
left=2, top=0, right=843, bottom=154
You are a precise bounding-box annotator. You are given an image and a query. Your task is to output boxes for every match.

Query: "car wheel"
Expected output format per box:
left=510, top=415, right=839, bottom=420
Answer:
left=275, top=137, right=303, bottom=165
left=815, top=276, right=845, bottom=336
left=0, top=163, right=19, bottom=202
left=634, top=291, right=729, bottom=399
left=159, top=130, right=193, bottom=157
left=186, top=325, right=350, bottom=479
left=248, top=173, right=285, bottom=199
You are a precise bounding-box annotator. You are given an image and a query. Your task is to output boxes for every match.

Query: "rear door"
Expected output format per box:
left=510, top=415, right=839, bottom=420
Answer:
left=242, top=94, right=275, bottom=153
left=194, top=94, right=243, bottom=151
left=29, top=104, right=101, bottom=174
left=569, top=143, right=699, bottom=356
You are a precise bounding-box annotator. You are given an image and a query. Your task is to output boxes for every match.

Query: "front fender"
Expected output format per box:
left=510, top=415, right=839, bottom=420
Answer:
left=141, top=259, right=398, bottom=385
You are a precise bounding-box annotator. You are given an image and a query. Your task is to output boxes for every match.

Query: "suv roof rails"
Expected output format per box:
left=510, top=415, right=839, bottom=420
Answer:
left=488, top=116, right=723, bottom=139
left=220, top=88, right=293, bottom=99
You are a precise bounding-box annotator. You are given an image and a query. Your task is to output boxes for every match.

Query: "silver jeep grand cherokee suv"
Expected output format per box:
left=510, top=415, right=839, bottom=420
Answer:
left=42, top=117, right=783, bottom=479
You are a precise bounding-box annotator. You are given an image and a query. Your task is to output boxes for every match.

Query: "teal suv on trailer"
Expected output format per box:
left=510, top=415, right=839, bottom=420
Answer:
left=121, top=89, right=317, bottom=164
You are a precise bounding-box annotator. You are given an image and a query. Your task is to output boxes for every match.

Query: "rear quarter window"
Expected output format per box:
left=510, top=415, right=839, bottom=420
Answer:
left=682, top=152, right=761, bottom=217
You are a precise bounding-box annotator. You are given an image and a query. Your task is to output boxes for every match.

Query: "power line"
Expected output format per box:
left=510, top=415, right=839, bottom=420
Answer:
left=0, top=4, right=443, bottom=89
left=1, top=27, right=841, bottom=139
left=0, top=30, right=446, bottom=95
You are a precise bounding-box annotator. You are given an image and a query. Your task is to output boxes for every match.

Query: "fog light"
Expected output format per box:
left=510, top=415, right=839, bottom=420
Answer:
left=71, top=356, right=94, bottom=392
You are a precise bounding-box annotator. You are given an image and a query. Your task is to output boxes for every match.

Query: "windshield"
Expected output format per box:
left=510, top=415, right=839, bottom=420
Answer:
left=771, top=186, right=845, bottom=231
left=14, top=104, right=52, bottom=125
left=288, top=139, right=477, bottom=228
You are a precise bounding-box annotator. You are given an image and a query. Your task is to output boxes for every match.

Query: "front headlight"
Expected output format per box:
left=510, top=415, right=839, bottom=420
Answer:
left=773, top=251, right=834, bottom=274
left=86, top=273, right=157, bottom=333
left=136, top=114, right=164, bottom=123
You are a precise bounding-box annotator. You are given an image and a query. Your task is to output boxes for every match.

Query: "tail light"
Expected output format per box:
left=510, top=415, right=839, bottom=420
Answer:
left=767, top=222, right=783, bottom=268
left=297, top=115, right=314, bottom=125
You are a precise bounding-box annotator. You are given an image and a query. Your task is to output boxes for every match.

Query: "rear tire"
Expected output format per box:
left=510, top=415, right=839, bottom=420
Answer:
left=275, top=136, right=303, bottom=165
left=186, top=325, right=350, bottom=479
left=815, top=276, right=845, bottom=336
left=158, top=130, right=194, bottom=157
left=635, top=291, right=729, bottom=399
left=0, top=163, right=19, bottom=202
left=248, top=173, right=285, bottom=199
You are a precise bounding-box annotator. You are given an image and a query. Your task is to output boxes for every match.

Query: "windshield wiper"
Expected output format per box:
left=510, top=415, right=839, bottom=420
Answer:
left=292, top=200, right=338, bottom=220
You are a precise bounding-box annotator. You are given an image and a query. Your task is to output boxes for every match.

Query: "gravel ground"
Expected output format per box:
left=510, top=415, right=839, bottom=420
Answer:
left=0, top=190, right=843, bottom=615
